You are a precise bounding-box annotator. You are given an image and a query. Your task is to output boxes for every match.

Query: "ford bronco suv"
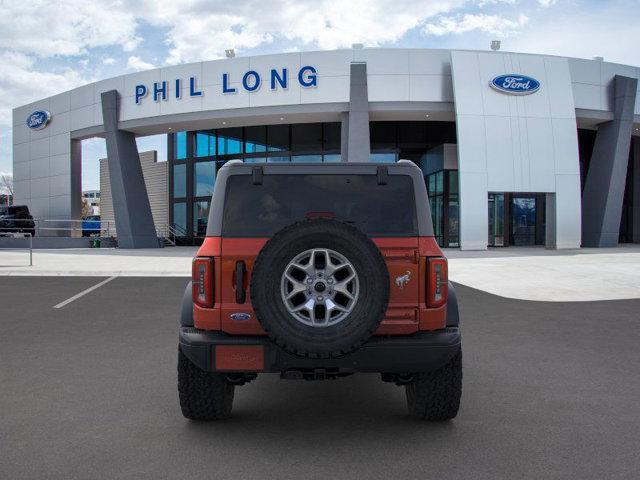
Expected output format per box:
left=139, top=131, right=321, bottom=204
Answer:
left=178, top=160, right=462, bottom=421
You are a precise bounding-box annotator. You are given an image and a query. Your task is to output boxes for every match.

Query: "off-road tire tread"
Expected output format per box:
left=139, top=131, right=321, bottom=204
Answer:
left=251, top=219, right=389, bottom=359
left=178, top=348, right=234, bottom=420
left=406, top=349, right=462, bottom=421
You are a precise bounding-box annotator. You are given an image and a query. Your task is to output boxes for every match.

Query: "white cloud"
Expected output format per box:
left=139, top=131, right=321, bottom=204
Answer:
left=475, top=0, right=517, bottom=6
left=0, top=51, right=87, bottom=125
left=507, top=10, right=640, bottom=66
left=0, top=51, right=89, bottom=172
left=126, top=55, right=156, bottom=72
left=0, top=0, right=141, bottom=57
left=102, top=57, right=116, bottom=65
left=133, top=0, right=466, bottom=64
left=424, top=13, right=529, bottom=36
left=538, top=0, right=558, bottom=7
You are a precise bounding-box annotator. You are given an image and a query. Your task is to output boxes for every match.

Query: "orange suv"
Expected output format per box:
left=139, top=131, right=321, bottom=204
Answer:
left=178, top=160, right=462, bottom=420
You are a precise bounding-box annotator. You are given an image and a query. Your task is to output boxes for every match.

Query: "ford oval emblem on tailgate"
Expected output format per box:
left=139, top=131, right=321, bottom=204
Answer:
left=230, top=312, right=251, bottom=321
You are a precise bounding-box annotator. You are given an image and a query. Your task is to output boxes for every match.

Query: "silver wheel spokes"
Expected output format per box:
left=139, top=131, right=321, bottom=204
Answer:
left=281, top=248, right=359, bottom=327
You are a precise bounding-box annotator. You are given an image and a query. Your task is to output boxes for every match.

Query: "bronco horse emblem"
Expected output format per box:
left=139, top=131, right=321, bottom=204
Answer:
left=395, top=270, right=411, bottom=290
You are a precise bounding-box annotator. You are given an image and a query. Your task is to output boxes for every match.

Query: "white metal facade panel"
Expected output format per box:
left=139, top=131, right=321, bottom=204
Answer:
left=451, top=50, right=581, bottom=250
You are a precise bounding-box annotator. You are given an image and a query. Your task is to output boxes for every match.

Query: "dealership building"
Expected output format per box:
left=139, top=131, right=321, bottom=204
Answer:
left=11, top=48, right=640, bottom=249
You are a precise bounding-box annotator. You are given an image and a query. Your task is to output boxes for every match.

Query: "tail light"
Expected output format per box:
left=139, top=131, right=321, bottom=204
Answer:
left=192, top=257, right=214, bottom=308
left=427, top=257, right=448, bottom=308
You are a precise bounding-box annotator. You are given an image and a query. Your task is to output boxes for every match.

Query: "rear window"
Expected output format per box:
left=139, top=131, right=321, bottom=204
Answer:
left=222, top=174, right=417, bottom=237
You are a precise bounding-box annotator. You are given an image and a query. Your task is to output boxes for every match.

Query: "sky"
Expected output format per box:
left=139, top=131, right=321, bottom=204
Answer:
left=1, top=0, right=639, bottom=191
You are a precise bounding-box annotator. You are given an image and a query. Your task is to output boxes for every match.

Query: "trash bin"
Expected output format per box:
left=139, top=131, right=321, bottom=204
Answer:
left=91, top=238, right=101, bottom=248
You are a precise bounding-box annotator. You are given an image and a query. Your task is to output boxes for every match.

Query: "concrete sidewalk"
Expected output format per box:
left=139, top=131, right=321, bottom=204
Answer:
left=0, top=247, right=197, bottom=277
left=446, top=245, right=640, bottom=302
left=1, top=245, right=639, bottom=301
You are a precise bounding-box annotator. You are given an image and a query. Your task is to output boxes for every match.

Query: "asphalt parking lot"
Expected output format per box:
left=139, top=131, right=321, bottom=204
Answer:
left=1, top=277, right=640, bottom=479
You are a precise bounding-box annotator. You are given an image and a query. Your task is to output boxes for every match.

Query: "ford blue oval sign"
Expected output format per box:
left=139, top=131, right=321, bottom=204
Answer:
left=26, top=110, right=51, bottom=130
left=490, top=74, right=540, bottom=95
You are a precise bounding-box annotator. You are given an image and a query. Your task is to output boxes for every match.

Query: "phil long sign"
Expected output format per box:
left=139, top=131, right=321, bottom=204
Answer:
left=135, top=66, right=318, bottom=105
left=490, top=74, right=540, bottom=95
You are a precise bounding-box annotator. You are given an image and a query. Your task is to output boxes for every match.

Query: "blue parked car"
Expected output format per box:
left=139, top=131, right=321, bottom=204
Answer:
left=82, top=215, right=101, bottom=237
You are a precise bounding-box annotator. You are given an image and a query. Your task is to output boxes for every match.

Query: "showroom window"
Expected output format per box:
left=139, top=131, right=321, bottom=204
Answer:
left=173, top=163, right=186, bottom=198
left=168, top=121, right=458, bottom=244
left=195, top=131, right=216, bottom=157
left=174, top=131, right=187, bottom=160
left=267, top=124, right=289, bottom=152
left=168, top=122, right=343, bottom=242
left=291, top=123, right=322, bottom=151
left=217, top=127, right=243, bottom=155
left=193, top=201, right=210, bottom=237
left=245, top=126, right=267, bottom=153
left=194, top=161, right=216, bottom=197
left=173, top=202, right=187, bottom=234
left=426, top=169, right=459, bottom=248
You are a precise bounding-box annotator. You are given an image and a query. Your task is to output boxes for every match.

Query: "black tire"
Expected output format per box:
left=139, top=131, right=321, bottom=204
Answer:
left=405, top=349, right=462, bottom=421
left=177, top=348, right=234, bottom=420
left=250, top=218, right=389, bottom=359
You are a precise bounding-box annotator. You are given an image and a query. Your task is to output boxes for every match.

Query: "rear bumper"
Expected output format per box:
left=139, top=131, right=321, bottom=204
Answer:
left=179, top=327, right=461, bottom=374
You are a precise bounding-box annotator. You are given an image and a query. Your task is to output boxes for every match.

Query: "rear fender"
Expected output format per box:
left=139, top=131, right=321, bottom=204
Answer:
left=181, top=281, right=194, bottom=327
left=446, top=281, right=459, bottom=327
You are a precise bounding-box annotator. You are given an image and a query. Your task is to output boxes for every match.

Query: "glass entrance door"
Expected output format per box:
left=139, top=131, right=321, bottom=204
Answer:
left=510, top=196, right=537, bottom=246
left=488, top=193, right=505, bottom=246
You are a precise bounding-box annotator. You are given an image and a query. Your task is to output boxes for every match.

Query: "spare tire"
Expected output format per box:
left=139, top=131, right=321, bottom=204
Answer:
left=250, top=218, right=389, bottom=358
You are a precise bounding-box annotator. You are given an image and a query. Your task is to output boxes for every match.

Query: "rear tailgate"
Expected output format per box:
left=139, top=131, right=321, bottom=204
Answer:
left=374, top=238, right=420, bottom=335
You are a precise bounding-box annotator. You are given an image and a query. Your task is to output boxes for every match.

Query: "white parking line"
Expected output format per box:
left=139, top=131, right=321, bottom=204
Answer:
left=53, top=276, right=118, bottom=309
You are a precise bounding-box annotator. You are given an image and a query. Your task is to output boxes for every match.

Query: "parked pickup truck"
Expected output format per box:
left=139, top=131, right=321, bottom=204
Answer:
left=0, top=205, right=35, bottom=237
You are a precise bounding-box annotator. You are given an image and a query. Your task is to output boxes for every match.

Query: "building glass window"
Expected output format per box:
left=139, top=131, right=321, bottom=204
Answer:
left=435, top=171, right=444, bottom=194
left=291, top=123, right=322, bottom=151
left=193, top=201, right=210, bottom=237
left=426, top=169, right=458, bottom=247
left=291, top=154, right=322, bottom=162
left=371, top=122, right=397, bottom=150
left=245, top=126, right=267, bottom=153
left=323, top=123, right=341, bottom=151
left=427, top=171, right=444, bottom=246
left=267, top=156, right=290, bottom=162
left=195, top=131, right=216, bottom=157
left=430, top=196, right=443, bottom=243
left=173, top=202, right=187, bottom=233
left=194, top=161, right=216, bottom=197
left=488, top=193, right=505, bottom=247
left=174, top=131, right=187, bottom=160
left=371, top=153, right=397, bottom=163
left=398, top=122, right=427, bottom=148
left=168, top=122, right=463, bottom=245
left=448, top=171, right=459, bottom=247
left=449, top=170, right=458, bottom=195
left=267, top=124, right=289, bottom=152
left=173, top=163, right=186, bottom=198
left=217, top=127, right=243, bottom=155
